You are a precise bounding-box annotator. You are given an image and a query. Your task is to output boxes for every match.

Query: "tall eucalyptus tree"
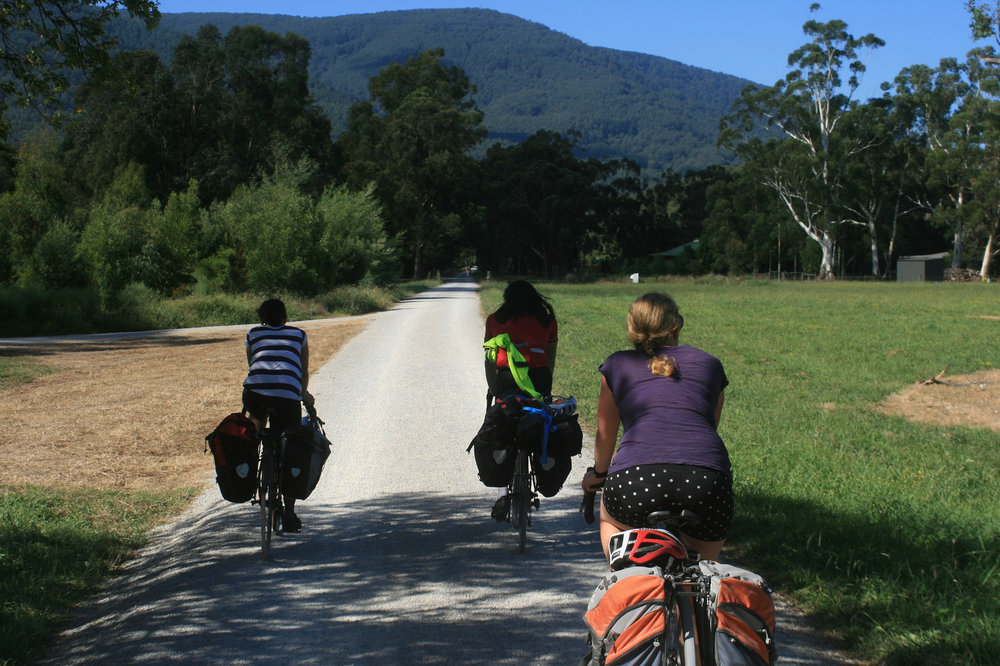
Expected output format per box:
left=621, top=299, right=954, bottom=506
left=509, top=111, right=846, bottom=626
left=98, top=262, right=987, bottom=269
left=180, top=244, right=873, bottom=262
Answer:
left=720, top=4, right=883, bottom=278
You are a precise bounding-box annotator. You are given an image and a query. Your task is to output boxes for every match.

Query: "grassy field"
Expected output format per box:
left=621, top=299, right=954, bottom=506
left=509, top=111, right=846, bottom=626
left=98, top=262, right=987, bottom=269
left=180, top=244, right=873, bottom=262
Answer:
left=482, top=278, right=999, bottom=665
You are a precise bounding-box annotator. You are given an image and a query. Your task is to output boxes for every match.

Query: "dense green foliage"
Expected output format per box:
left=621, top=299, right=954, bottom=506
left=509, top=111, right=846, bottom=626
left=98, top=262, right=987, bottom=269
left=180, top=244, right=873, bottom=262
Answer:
left=107, top=8, right=749, bottom=174
left=0, top=279, right=431, bottom=338
left=0, top=0, right=159, bottom=140
left=61, top=23, right=337, bottom=205
left=483, top=279, right=1000, bottom=664
left=339, top=48, right=487, bottom=277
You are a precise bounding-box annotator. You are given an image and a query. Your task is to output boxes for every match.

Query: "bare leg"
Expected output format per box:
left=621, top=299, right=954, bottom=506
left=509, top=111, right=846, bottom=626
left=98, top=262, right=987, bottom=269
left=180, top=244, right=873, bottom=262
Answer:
left=679, top=533, right=725, bottom=562
left=598, top=495, right=631, bottom=561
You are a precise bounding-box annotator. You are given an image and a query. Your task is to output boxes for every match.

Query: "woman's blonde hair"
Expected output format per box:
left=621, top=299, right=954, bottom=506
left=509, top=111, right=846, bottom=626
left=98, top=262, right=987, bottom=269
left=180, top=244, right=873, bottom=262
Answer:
left=627, top=292, right=684, bottom=376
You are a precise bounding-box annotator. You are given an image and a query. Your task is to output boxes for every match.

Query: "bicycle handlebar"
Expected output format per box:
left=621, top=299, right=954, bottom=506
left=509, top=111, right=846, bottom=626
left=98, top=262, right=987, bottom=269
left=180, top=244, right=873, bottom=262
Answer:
left=580, top=491, right=597, bottom=524
left=581, top=467, right=605, bottom=524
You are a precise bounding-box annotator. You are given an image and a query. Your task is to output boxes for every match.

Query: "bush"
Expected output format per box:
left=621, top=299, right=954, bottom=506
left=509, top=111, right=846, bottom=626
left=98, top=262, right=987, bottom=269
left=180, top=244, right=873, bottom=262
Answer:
left=0, top=285, right=104, bottom=336
left=20, top=220, right=89, bottom=289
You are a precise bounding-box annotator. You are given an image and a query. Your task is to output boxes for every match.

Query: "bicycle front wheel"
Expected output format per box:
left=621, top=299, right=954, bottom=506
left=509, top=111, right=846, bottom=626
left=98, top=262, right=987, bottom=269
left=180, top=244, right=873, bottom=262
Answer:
left=512, top=448, right=530, bottom=553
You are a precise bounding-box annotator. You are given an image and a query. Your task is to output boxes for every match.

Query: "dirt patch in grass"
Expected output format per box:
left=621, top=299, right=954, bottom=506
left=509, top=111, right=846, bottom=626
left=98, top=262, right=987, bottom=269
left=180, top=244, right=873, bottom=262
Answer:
left=876, top=368, right=1000, bottom=431
left=0, top=318, right=369, bottom=491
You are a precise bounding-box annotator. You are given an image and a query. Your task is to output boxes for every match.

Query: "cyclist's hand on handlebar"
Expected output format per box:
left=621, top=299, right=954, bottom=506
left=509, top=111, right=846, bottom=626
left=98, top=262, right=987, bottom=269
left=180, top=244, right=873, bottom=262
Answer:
left=582, top=467, right=607, bottom=493
left=302, top=391, right=315, bottom=408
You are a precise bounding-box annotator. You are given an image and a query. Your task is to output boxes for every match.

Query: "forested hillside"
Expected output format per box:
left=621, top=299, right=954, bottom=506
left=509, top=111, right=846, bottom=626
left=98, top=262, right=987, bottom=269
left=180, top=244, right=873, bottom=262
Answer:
left=112, top=8, right=751, bottom=172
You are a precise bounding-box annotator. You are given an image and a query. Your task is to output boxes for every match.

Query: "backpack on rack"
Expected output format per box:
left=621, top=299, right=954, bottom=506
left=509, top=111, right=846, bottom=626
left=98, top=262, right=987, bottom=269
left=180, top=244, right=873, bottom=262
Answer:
left=280, top=411, right=331, bottom=500
left=581, top=565, right=671, bottom=666
left=205, top=412, right=258, bottom=503
left=697, top=561, right=778, bottom=666
left=517, top=395, right=580, bottom=497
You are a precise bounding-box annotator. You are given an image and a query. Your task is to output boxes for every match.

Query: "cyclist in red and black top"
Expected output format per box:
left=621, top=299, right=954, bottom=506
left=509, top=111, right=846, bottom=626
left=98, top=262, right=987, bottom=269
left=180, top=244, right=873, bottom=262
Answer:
left=243, top=298, right=313, bottom=532
left=483, top=280, right=558, bottom=520
left=484, top=280, right=558, bottom=398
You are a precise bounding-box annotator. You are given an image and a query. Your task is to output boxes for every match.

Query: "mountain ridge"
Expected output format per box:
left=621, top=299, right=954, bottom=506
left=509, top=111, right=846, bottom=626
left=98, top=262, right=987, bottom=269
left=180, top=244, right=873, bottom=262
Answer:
left=117, top=8, right=754, bottom=172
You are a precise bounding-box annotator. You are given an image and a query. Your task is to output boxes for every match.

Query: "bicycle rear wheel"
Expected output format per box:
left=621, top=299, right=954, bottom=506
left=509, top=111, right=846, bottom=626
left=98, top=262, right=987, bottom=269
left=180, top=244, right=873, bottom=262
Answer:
left=512, top=448, right=530, bottom=553
left=258, top=446, right=271, bottom=560
left=259, top=443, right=280, bottom=560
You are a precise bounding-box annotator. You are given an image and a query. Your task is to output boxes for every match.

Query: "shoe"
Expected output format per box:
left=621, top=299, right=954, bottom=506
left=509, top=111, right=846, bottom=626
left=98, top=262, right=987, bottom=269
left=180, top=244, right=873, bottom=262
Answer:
left=491, top=494, right=510, bottom=522
left=283, top=509, right=301, bottom=532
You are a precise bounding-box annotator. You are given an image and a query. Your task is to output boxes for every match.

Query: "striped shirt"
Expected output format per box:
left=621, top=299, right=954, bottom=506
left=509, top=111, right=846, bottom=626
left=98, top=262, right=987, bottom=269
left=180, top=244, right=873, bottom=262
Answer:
left=243, top=324, right=307, bottom=401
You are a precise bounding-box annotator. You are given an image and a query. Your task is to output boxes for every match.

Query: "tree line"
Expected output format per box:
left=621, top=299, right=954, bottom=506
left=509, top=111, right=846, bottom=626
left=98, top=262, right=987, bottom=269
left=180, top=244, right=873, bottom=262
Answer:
left=1, top=2, right=998, bottom=306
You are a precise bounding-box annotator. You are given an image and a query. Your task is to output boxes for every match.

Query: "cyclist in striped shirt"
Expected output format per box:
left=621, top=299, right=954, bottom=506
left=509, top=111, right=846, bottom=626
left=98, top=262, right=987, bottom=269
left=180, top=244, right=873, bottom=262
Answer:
left=243, top=298, right=313, bottom=532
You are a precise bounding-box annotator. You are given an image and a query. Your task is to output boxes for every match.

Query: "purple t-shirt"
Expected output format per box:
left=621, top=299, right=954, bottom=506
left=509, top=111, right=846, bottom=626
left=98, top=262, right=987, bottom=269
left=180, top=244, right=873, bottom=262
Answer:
left=600, top=345, right=731, bottom=475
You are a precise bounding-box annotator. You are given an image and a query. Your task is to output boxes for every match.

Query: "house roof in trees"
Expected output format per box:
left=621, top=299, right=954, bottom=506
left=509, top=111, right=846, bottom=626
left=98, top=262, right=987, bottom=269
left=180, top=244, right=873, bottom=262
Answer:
left=898, top=252, right=948, bottom=261
left=651, top=239, right=700, bottom=258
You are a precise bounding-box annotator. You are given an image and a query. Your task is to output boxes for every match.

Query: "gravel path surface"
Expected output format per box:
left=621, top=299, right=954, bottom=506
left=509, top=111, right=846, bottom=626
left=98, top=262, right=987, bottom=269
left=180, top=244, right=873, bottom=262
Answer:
left=41, top=280, right=855, bottom=664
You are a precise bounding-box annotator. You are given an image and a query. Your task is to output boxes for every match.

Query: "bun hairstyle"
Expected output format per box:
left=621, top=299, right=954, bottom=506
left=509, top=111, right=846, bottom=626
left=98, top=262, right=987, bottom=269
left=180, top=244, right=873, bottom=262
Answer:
left=627, top=292, right=684, bottom=377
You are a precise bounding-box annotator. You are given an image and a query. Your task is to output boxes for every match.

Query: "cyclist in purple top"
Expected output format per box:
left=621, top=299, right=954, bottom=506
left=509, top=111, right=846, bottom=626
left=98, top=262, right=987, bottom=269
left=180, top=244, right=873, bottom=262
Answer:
left=582, top=292, right=733, bottom=561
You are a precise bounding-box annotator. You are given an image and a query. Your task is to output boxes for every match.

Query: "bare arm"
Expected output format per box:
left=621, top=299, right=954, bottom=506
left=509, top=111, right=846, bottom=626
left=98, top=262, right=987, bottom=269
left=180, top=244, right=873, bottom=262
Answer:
left=582, top=375, right=620, bottom=492
left=714, top=390, right=724, bottom=429
left=546, top=340, right=558, bottom=376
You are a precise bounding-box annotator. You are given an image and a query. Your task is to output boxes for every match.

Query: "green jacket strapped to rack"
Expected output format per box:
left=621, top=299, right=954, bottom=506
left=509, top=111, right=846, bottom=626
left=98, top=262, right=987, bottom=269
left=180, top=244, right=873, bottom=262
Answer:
left=483, top=333, right=541, bottom=398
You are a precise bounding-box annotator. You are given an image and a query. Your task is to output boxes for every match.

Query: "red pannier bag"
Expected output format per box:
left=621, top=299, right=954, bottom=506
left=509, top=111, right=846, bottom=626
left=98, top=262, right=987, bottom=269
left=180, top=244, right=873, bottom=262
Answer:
left=205, top=412, right=258, bottom=503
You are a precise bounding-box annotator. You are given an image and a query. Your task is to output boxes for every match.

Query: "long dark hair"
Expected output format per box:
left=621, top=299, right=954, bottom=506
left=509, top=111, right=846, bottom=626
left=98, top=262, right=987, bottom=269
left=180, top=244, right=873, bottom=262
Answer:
left=494, top=280, right=555, bottom=326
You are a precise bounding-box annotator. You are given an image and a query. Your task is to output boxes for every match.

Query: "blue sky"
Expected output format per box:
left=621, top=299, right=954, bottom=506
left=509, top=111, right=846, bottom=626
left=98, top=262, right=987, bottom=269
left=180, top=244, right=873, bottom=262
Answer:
left=153, top=1, right=982, bottom=100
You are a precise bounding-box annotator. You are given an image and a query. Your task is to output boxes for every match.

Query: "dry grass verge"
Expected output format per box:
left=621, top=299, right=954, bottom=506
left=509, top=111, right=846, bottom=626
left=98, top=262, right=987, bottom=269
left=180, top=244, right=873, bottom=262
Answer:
left=0, top=318, right=369, bottom=492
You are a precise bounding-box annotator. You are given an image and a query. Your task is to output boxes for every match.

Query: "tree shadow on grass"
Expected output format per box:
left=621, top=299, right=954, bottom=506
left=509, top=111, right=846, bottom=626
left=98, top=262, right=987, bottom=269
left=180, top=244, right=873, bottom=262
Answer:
left=731, top=491, right=1000, bottom=664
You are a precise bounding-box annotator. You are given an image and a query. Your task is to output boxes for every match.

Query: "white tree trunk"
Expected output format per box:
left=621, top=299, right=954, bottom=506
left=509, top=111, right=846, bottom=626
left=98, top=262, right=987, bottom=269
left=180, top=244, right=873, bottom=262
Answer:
left=818, top=231, right=835, bottom=280
left=980, top=222, right=997, bottom=280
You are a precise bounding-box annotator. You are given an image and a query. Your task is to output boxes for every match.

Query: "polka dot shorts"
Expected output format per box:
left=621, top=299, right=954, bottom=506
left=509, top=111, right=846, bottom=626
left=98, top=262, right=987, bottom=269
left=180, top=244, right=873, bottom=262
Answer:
left=602, top=464, right=734, bottom=542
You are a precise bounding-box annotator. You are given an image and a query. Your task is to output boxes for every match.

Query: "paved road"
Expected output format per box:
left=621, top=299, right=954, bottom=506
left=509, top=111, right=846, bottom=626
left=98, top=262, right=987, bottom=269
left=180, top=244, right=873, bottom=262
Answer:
left=40, top=280, right=850, bottom=665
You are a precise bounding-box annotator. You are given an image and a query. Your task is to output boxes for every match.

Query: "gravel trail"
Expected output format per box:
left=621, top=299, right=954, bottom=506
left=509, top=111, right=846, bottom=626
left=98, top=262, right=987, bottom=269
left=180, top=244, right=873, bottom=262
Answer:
left=41, top=280, right=853, bottom=664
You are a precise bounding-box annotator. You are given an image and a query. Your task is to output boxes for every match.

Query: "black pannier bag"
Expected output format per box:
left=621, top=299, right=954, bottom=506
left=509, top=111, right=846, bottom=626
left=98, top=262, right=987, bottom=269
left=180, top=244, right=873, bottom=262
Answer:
left=533, top=453, right=572, bottom=497
left=280, top=418, right=331, bottom=500
left=546, top=411, right=583, bottom=458
left=205, top=412, right=258, bottom=503
left=515, top=400, right=578, bottom=497
left=513, top=401, right=583, bottom=460
left=467, top=402, right=518, bottom=487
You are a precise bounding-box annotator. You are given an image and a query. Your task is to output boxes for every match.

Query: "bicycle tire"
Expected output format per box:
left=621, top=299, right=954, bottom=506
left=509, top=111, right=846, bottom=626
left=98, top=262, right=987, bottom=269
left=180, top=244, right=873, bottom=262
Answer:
left=259, top=445, right=272, bottom=560
left=513, top=448, right=530, bottom=553
left=264, top=480, right=277, bottom=558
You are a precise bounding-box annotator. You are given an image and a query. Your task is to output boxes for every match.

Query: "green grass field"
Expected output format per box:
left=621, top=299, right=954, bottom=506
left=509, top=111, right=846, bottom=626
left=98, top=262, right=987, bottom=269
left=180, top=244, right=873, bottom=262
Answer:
left=483, top=278, right=999, bottom=664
